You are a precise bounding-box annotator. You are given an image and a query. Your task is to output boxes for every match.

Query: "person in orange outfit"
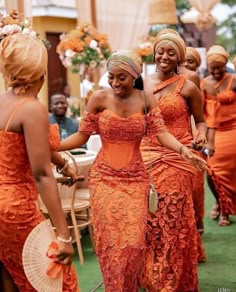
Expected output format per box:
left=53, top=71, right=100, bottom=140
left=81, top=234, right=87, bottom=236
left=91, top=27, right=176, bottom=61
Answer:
left=59, top=50, right=207, bottom=292
left=203, top=45, right=236, bottom=226
left=0, top=33, right=79, bottom=291
left=182, top=46, right=218, bottom=263
left=140, top=31, right=207, bottom=291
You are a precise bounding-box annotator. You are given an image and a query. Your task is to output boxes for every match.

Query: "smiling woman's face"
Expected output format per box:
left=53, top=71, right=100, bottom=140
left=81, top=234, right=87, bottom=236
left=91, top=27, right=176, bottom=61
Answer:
left=108, top=66, right=134, bottom=97
left=154, top=43, right=178, bottom=73
left=184, top=53, right=198, bottom=72
left=208, top=60, right=226, bottom=81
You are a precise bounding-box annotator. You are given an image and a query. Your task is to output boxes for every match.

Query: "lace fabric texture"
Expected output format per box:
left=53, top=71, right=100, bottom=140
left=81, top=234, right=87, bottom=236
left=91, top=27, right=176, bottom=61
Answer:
left=0, top=125, right=79, bottom=292
left=79, top=107, right=166, bottom=292
left=140, top=76, right=199, bottom=291
left=208, top=77, right=236, bottom=215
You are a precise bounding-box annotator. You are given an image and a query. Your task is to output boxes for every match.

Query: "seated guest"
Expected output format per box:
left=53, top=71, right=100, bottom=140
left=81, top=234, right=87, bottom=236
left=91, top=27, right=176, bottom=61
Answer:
left=49, top=94, right=79, bottom=140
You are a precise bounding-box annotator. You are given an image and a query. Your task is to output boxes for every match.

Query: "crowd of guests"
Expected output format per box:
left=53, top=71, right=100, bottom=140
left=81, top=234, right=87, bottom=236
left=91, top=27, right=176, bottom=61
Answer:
left=0, top=20, right=235, bottom=292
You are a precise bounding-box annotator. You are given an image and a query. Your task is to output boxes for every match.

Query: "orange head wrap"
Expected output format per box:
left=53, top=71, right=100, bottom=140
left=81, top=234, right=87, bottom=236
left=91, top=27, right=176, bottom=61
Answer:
left=186, top=47, right=201, bottom=67
left=107, top=50, right=142, bottom=79
left=0, top=33, right=48, bottom=95
left=153, top=29, right=186, bottom=65
left=206, top=45, right=229, bottom=65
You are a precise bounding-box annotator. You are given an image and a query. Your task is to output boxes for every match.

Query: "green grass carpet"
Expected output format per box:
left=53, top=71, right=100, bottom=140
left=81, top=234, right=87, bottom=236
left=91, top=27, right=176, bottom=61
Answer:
left=74, top=182, right=236, bottom=292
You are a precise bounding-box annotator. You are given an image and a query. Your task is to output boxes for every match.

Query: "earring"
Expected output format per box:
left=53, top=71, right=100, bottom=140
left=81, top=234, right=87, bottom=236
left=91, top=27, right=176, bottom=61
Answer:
left=133, top=79, right=136, bottom=87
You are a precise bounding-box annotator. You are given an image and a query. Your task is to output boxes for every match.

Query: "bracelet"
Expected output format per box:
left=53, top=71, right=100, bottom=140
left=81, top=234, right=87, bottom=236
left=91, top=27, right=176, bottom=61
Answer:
left=57, top=235, right=72, bottom=243
left=56, top=159, right=69, bottom=174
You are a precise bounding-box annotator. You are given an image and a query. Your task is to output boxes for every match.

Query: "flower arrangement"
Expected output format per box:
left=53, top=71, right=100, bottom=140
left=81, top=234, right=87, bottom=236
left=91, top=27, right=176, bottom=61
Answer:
left=56, top=22, right=112, bottom=73
left=0, top=10, right=36, bottom=39
left=0, top=10, right=51, bottom=49
left=135, top=35, right=156, bottom=63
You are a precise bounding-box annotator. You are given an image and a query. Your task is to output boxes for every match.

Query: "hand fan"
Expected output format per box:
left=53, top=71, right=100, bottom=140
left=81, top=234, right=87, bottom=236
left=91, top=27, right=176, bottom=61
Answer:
left=22, top=219, right=63, bottom=292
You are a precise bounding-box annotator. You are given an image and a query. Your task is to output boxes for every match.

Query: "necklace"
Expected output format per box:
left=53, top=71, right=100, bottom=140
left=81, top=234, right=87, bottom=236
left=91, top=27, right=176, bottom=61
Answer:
left=117, top=96, right=129, bottom=103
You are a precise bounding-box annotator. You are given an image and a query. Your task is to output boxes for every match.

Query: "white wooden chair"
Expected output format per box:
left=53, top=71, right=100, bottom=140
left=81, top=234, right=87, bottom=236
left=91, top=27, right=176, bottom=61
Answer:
left=38, top=151, right=96, bottom=265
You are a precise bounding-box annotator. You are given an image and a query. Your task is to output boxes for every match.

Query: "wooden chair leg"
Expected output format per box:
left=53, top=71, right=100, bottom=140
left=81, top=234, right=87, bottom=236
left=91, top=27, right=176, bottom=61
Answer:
left=70, top=210, right=85, bottom=265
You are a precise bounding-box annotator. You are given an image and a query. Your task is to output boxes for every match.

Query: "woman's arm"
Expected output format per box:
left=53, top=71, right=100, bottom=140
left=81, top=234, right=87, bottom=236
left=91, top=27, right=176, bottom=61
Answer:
left=157, top=131, right=208, bottom=171
left=184, top=80, right=207, bottom=146
left=21, top=101, right=74, bottom=264
left=59, top=132, right=90, bottom=151
left=51, top=151, right=78, bottom=182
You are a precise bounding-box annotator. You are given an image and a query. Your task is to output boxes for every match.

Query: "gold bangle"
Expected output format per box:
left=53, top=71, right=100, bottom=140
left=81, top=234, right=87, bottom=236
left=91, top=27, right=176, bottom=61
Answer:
left=56, top=159, right=69, bottom=174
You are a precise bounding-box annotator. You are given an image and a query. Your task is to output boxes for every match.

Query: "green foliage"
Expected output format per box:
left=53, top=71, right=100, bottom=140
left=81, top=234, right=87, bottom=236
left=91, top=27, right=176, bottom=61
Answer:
left=175, top=0, right=190, bottom=13
left=216, top=8, right=236, bottom=56
left=221, top=0, right=236, bottom=5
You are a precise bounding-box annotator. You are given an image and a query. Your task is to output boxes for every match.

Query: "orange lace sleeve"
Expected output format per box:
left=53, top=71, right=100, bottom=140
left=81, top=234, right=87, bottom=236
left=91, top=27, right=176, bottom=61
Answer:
left=49, top=124, right=60, bottom=151
left=205, top=95, right=220, bottom=128
left=79, top=111, right=100, bottom=135
left=146, top=106, right=167, bottom=138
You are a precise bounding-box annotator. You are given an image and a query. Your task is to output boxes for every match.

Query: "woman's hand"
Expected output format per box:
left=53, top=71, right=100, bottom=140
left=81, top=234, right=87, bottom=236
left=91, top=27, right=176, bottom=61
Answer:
left=56, top=241, right=74, bottom=267
left=191, top=135, right=207, bottom=151
left=60, top=164, right=79, bottom=186
left=204, top=140, right=215, bottom=157
left=180, top=146, right=209, bottom=171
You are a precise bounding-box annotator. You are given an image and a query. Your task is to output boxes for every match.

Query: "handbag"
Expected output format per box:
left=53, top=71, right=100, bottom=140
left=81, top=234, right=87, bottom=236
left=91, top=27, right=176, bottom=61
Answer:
left=143, top=91, right=159, bottom=213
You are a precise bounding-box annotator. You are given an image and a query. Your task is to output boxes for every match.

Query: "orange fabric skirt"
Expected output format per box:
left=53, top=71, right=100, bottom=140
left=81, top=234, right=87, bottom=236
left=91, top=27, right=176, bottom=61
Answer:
left=208, top=127, right=236, bottom=215
left=140, top=163, right=199, bottom=292
left=88, top=157, right=149, bottom=292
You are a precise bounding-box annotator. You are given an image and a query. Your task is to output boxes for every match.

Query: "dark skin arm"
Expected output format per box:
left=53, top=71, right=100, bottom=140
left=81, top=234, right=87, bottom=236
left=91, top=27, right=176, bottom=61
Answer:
left=19, top=100, right=74, bottom=265
left=201, top=81, right=218, bottom=156
left=181, top=79, right=207, bottom=148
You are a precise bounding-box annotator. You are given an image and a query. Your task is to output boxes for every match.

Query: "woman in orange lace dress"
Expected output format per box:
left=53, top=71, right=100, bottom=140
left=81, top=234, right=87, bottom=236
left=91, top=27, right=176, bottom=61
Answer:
left=0, top=33, right=79, bottom=291
left=183, top=47, right=219, bottom=262
left=59, top=50, right=207, bottom=292
left=140, top=31, right=207, bottom=291
left=203, top=45, right=236, bottom=226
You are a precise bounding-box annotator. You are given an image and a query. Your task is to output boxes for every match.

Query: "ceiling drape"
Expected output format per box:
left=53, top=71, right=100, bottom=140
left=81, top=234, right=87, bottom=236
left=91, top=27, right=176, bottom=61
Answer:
left=95, top=0, right=150, bottom=51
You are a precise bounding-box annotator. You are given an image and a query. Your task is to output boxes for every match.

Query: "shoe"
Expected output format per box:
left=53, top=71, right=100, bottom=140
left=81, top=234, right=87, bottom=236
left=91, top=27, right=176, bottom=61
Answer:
left=218, top=215, right=230, bottom=226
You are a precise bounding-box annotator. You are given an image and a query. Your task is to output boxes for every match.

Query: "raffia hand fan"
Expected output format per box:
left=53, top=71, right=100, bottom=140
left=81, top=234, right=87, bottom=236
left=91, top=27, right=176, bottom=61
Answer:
left=22, top=219, right=63, bottom=292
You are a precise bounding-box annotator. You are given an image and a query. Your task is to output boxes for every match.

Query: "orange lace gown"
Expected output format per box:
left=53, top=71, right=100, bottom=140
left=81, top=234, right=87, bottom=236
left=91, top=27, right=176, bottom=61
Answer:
left=140, top=76, right=199, bottom=291
left=192, top=88, right=219, bottom=261
left=208, top=74, right=236, bottom=216
left=79, top=108, right=166, bottom=292
left=0, top=121, right=79, bottom=291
